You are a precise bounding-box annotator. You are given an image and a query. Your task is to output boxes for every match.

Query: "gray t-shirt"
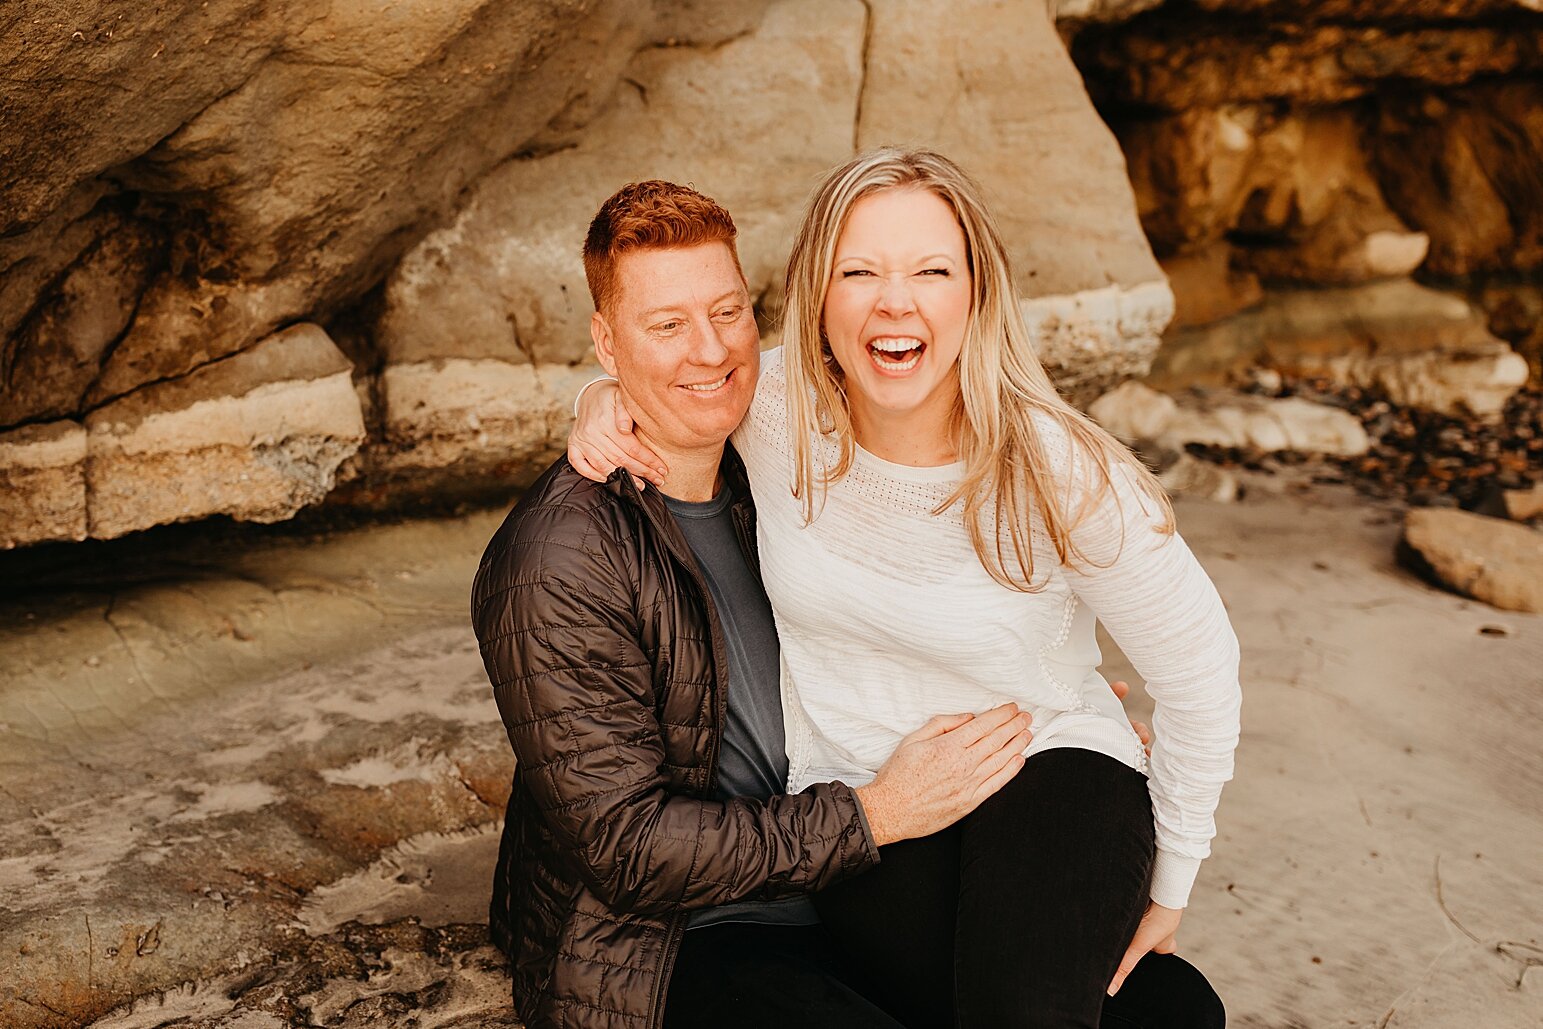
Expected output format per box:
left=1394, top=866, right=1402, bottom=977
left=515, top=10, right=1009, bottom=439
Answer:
left=664, top=486, right=820, bottom=930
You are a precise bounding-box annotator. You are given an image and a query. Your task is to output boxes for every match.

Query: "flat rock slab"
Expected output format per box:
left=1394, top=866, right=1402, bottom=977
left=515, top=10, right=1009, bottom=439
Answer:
left=1401, top=507, right=1543, bottom=613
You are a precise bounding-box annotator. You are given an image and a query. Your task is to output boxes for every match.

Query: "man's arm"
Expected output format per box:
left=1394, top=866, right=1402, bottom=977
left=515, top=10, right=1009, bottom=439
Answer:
left=474, top=509, right=875, bottom=915
left=473, top=503, right=1033, bottom=915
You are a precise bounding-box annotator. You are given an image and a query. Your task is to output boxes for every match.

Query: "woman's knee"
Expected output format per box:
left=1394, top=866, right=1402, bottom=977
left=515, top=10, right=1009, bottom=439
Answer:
left=1105, top=953, right=1225, bottom=1029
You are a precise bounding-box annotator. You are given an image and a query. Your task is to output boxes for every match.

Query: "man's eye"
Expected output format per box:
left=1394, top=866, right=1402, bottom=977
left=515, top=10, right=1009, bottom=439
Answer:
left=713, top=306, right=743, bottom=320
left=655, top=321, right=682, bottom=332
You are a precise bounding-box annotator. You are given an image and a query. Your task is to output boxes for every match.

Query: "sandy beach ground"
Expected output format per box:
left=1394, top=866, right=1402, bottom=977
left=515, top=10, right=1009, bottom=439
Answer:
left=1, top=478, right=1540, bottom=1028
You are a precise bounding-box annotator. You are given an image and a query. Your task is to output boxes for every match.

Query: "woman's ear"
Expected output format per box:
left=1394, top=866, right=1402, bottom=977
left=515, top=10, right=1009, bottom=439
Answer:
left=591, top=311, right=619, bottom=377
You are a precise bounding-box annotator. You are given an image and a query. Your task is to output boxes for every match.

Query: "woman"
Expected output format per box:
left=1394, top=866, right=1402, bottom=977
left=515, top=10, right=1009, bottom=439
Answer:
left=570, top=148, right=1240, bottom=1027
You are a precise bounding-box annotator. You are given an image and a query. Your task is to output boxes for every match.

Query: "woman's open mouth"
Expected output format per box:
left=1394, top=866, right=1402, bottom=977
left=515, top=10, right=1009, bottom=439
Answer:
left=866, top=336, right=926, bottom=373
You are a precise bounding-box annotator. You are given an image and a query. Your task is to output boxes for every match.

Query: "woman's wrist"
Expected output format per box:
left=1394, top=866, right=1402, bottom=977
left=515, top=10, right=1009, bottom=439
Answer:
left=573, top=374, right=617, bottom=418
left=1149, top=849, right=1201, bottom=910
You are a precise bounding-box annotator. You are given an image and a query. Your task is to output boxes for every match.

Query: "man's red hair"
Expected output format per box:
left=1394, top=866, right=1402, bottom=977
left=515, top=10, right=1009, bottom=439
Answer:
left=583, top=180, right=741, bottom=314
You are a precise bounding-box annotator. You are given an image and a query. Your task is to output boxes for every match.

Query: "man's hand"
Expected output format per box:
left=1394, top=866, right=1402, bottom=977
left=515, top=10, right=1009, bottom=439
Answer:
left=1109, top=902, right=1182, bottom=995
left=568, top=379, right=668, bottom=487
left=855, top=703, right=1033, bottom=847
left=1109, top=679, right=1152, bottom=757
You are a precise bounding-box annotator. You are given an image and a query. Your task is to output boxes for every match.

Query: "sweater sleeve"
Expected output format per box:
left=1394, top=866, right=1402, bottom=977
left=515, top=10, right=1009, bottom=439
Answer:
left=1048, top=425, right=1242, bottom=909
left=472, top=502, right=879, bottom=917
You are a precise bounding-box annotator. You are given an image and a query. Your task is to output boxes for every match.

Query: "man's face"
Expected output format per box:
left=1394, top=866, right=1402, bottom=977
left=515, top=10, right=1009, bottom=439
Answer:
left=591, top=242, right=759, bottom=455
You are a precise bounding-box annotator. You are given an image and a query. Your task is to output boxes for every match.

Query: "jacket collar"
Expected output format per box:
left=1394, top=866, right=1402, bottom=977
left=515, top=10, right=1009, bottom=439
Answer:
left=604, top=442, right=758, bottom=571
left=603, top=442, right=753, bottom=512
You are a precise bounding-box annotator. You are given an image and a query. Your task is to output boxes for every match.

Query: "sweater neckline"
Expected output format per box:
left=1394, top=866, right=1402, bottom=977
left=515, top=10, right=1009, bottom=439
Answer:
left=850, top=437, right=965, bottom=484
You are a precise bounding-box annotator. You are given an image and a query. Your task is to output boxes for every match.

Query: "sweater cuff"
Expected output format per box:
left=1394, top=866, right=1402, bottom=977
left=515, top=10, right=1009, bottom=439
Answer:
left=1149, top=850, right=1202, bottom=909
left=573, top=374, right=616, bottom=418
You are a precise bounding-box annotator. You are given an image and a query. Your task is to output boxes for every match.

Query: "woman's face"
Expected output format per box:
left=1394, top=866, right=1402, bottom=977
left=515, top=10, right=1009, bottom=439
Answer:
left=822, top=187, right=973, bottom=423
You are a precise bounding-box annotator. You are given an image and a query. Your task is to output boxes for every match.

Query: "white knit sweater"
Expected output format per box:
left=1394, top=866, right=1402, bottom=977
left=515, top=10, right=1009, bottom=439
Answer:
left=732, top=349, right=1242, bottom=909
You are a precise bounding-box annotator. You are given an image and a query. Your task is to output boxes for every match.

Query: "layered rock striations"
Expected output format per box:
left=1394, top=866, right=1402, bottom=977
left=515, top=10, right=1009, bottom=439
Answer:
left=2, top=0, right=1174, bottom=546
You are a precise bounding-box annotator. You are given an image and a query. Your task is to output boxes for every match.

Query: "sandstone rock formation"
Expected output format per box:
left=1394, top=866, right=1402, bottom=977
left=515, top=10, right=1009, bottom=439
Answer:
left=7, top=0, right=1543, bottom=547
left=2, top=1, right=773, bottom=410
left=0, top=421, right=88, bottom=549
left=376, top=0, right=867, bottom=371
left=1, top=0, right=1176, bottom=545
left=1161, top=243, right=1264, bottom=330
left=2, top=324, right=365, bottom=548
left=1401, top=507, right=1543, bottom=613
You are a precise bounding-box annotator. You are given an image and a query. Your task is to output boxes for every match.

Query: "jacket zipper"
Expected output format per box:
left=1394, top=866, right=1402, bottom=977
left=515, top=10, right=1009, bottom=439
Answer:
left=618, top=473, right=747, bottom=1029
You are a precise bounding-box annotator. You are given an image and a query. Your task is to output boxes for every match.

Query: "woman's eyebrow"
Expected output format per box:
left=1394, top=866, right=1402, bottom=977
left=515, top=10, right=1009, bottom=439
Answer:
left=833, top=252, right=958, bottom=265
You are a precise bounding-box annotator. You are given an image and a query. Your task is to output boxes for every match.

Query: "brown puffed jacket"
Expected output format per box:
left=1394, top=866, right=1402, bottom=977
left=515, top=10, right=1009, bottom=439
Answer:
left=470, top=451, right=879, bottom=1029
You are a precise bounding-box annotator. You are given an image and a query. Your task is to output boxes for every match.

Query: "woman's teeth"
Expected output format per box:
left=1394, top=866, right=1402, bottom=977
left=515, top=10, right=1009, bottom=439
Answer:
left=867, top=337, right=925, bottom=372
left=683, top=373, right=729, bottom=392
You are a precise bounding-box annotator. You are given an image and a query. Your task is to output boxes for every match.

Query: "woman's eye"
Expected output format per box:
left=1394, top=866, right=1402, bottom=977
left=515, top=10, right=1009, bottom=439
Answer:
left=841, top=269, right=874, bottom=278
left=920, top=268, right=950, bottom=277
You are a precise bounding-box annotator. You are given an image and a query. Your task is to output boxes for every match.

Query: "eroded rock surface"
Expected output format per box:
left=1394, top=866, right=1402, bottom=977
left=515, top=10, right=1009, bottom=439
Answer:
left=84, top=324, right=366, bottom=540
left=1074, top=1, right=1543, bottom=295
left=858, top=0, right=1172, bottom=392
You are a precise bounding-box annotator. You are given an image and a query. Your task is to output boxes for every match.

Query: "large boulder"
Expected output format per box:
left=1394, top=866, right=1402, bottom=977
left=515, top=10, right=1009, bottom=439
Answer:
left=1401, top=508, right=1543, bottom=613
left=1, top=1, right=774, bottom=416
left=376, top=0, right=866, bottom=370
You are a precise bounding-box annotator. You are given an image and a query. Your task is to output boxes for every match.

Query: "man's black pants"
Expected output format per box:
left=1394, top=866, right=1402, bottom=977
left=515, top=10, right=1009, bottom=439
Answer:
left=664, top=749, right=1225, bottom=1028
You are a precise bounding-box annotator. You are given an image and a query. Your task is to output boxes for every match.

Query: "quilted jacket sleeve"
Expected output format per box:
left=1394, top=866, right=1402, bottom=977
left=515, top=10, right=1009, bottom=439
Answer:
left=472, top=500, right=878, bottom=917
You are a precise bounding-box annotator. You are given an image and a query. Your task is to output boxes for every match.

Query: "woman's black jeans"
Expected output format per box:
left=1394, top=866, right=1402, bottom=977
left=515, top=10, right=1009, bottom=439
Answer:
left=665, top=748, right=1226, bottom=1028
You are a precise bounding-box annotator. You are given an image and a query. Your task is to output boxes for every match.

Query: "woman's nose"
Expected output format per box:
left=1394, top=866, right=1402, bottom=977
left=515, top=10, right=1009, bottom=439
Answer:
left=875, top=274, right=917, bottom=317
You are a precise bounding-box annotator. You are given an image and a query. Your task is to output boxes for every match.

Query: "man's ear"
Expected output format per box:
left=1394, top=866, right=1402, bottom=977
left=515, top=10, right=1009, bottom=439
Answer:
left=591, top=311, right=619, bottom=378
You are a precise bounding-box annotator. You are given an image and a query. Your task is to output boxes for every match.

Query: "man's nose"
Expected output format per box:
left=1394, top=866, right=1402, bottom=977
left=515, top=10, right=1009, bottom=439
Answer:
left=875, top=274, right=917, bottom=317
left=689, top=316, right=731, bottom=365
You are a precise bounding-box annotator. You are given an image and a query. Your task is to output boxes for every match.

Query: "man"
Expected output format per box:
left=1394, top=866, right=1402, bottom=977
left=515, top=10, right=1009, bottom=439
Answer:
left=471, top=180, right=1033, bottom=1029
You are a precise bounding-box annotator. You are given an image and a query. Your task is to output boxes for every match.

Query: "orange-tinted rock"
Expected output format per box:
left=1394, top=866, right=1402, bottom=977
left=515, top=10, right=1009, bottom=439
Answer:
left=1162, top=243, right=1264, bottom=329
left=1371, top=82, right=1543, bottom=276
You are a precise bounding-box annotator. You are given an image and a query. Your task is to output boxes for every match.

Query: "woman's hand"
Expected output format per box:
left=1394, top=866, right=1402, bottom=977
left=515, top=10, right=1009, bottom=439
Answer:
left=1109, top=902, right=1182, bottom=995
left=567, top=379, right=668, bottom=487
left=1108, top=679, right=1152, bottom=757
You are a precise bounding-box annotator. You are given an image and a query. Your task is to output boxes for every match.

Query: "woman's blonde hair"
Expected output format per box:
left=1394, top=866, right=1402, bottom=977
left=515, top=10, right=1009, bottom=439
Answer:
left=782, top=146, right=1174, bottom=591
